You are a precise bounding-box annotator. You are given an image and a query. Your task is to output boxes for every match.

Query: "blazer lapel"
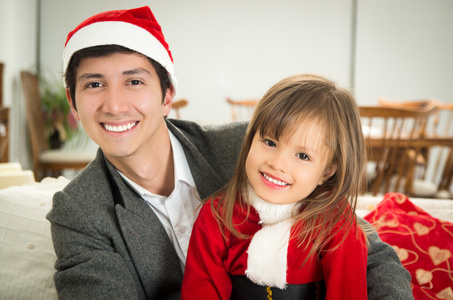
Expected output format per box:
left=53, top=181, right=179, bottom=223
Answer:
left=106, top=161, right=183, bottom=298
left=167, top=121, right=225, bottom=200
left=115, top=205, right=183, bottom=298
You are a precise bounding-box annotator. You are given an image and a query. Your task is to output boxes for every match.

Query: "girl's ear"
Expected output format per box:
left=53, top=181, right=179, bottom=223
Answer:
left=319, top=164, right=337, bottom=185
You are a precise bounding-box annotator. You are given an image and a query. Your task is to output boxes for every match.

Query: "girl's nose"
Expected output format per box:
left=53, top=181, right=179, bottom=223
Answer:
left=268, top=151, right=287, bottom=173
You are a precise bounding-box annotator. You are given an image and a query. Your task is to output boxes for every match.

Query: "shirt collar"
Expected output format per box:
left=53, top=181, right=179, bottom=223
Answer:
left=169, top=129, right=196, bottom=188
left=119, top=129, right=196, bottom=197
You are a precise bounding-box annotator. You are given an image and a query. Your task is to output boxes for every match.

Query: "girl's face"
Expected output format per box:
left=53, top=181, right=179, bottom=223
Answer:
left=245, top=121, right=337, bottom=205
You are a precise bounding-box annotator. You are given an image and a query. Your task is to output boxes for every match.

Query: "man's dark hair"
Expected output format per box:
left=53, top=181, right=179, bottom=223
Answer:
left=65, top=45, right=171, bottom=110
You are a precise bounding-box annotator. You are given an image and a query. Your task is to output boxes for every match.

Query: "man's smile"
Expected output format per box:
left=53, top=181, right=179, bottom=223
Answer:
left=102, top=121, right=138, bottom=133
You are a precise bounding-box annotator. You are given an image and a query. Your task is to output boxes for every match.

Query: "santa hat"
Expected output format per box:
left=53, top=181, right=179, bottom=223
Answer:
left=63, top=6, right=177, bottom=96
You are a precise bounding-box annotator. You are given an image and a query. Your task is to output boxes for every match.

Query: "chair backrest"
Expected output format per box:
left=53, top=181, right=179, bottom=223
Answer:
left=20, top=71, right=48, bottom=170
left=0, top=63, right=7, bottom=162
left=425, top=103, right=453, bottom=192
left=226, top=98, right=259, bottom=122
left=360, top=105, right=438, bottom=196
left=432, top=102, right=453, bottom=137
left=378, top=97, right=441, bottom=136
left=379, top=98, right=453, bottom=193
left=0, top=63, right=4, bottom=107
left=171, top=99, right=188, bottom=119
left=378, top=97, right=437, bottom=109
left=0, top=106, right=9, bottom=162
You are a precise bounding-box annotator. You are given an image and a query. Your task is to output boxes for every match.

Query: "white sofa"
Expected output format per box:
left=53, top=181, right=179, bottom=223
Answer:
left=0, top=176, right=69, bottom=300
left=0, top=176, right=452, bottom=299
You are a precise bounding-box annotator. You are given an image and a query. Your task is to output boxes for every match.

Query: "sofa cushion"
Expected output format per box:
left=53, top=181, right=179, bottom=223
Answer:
left=0, top=176, right=69, bottom=300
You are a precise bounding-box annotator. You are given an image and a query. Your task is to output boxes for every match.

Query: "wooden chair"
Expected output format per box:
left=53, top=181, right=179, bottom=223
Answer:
left=379, top=98, right=453, bottom=195
left=360, top=105, right=438, bottom=196
left=378, top=97, right=437, bottom=110
left=0, top=106, right=9, bottom=163
left=171, top=99, right=188, bottom=119
left=378, top=98, right=436, bottom=177
left=20, top=71, right=95, bottom=181
left=427, top=102, right=453, bottom=194
left=0, top=63, right=4, bottom=107
left=226, top=98, right=259, bottom=122
left=0, top=62, right=7, bottom=163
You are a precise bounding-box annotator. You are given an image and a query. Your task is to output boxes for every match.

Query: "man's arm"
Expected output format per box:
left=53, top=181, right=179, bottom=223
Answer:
left=47, top=191, right=142, bottom=300
left=365, top=226, right=414, bottom=300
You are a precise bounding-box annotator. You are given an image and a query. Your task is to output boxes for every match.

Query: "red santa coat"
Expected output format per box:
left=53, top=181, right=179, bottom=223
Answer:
left=182, top=192, right=368, bottom=300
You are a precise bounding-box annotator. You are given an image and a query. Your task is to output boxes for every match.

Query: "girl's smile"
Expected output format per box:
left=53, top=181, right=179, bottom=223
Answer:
left=261, top=172, right=289, bottom=187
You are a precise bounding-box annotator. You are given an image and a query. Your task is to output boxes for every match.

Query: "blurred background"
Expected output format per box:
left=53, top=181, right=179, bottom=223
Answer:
left=1, top=0, right=452, bottom=172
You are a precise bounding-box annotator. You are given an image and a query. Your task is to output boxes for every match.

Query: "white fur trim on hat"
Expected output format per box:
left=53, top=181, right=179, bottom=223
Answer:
left=63, top=21, right=178, bottom=97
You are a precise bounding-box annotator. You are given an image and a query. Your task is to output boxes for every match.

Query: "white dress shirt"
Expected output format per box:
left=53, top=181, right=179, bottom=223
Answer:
left=119, top=130, right=201, bottom=271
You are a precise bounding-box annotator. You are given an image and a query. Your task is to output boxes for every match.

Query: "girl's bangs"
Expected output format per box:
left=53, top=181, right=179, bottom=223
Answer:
left=256, top=94, right=315, bottom=140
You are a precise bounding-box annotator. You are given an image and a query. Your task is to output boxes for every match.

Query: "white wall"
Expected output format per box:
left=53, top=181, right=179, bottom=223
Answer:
left=2, top=0, right=453, bottom=170
left=39, top=0, right=354, bottom=124
left=355, top=0, right=453, bottom=104
left=0, top=0, right=37, bottom=168
left=39, top=0, right=453, bottom=124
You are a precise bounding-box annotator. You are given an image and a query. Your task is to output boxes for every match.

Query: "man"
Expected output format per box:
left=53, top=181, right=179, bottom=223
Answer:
left=47, top=5, right=413, bottom=299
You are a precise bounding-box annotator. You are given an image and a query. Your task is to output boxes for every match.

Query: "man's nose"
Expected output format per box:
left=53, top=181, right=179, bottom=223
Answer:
left=101, top=86, right=130, bottom=114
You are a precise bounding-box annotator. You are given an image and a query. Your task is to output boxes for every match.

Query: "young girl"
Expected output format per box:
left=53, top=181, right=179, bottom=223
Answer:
left=181, top=74, right=369, bottom=299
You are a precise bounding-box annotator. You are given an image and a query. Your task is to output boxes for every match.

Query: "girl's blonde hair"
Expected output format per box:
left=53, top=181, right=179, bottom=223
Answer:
left=211, top=74, right=367, bottom=261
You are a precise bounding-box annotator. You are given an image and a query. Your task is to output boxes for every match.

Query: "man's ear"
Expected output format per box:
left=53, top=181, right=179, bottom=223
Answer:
left=66, top=88, right=80, bottom=121
left=162, top=85, right=174, bottom=117
left=319, top=164, right=337, bottom=185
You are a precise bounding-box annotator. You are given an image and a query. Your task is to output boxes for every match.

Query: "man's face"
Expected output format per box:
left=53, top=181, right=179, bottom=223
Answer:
left=68, top=52, right=173, bottom=161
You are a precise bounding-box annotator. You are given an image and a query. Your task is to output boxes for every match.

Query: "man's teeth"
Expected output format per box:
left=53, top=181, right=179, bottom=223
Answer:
left=104, top=122, right=136, bottom=133
left=263, top=173, right=288, bottom=186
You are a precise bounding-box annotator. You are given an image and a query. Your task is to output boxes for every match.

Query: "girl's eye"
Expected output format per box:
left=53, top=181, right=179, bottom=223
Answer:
left=296, top=153, right=309, bottom=161
left=264, top=139, right=276, bottom=147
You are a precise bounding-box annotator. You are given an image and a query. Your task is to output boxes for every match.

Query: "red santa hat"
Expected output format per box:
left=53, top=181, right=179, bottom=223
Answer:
left=63, top=6, right=177, bottom=96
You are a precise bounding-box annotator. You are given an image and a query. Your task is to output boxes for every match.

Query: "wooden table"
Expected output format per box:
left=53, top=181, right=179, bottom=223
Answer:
left=365, top=134, right=453, bottom=194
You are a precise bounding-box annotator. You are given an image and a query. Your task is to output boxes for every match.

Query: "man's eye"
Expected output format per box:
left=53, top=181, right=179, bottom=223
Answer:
left=87, top=82, right=101, bottom=88
left=296, top=153, right=309, bottom=160
left=264, top=139, right=276, bottom=147
left=130, top=80, right=142, bottom=85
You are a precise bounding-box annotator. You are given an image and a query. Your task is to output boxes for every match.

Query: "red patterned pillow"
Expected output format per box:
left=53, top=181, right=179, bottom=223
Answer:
left=364, top=193, right=453, bottom=300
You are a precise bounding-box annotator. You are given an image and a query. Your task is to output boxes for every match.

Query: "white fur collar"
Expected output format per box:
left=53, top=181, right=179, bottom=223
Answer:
left=245, top=187, right=299, bottom=289
left=247, top=187, right=298, bottom=225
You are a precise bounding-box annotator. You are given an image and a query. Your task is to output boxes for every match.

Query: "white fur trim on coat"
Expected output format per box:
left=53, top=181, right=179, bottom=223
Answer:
left=245, top=188, right=298, bottom=289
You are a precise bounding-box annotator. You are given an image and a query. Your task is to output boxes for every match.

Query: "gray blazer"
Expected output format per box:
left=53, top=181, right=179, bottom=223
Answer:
left=47, top=119, right=413, bottom=299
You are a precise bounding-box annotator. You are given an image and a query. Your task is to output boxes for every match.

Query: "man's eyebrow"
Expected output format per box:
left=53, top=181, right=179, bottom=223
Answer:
left=78, top=73, right=103, bottom=81
left=77, top=68, right=151, bottom=82
left=122, top=68, right=151, bottom=76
